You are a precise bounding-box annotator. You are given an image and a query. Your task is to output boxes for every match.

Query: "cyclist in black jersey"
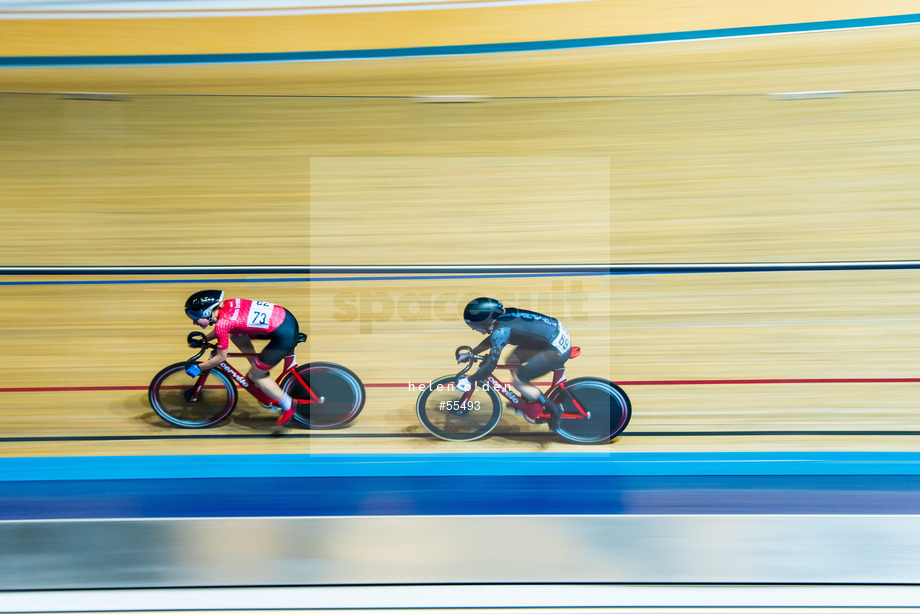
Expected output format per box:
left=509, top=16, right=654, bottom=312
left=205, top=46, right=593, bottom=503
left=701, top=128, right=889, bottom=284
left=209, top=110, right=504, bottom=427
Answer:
left=457, top=297, right=571, bottom=427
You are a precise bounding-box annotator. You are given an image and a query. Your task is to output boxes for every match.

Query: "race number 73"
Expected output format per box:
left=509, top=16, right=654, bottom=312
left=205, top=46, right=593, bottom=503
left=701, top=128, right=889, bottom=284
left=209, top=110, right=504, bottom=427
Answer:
left=247, top=301, right=275, bottom=329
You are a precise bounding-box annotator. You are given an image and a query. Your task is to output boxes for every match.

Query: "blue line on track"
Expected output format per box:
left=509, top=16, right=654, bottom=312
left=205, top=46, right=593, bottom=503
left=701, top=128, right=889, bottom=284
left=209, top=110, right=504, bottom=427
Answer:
left=3, top=452, right=920, bottom=482
left=0, top=272, right=612, bottom=286
left=2, top=13, right=920, bottom=67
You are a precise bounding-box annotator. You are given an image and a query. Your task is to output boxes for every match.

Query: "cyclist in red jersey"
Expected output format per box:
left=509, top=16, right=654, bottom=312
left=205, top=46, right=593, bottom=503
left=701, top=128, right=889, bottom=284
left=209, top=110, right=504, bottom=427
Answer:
left=183, top=290, right=301, bottom=425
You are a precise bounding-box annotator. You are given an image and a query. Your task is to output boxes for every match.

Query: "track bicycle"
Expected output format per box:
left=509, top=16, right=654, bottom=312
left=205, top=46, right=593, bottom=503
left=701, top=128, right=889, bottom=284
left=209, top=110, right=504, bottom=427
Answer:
left=416, top=345, right=631, bottom=444
left=148, top=331, right=365, bottom=428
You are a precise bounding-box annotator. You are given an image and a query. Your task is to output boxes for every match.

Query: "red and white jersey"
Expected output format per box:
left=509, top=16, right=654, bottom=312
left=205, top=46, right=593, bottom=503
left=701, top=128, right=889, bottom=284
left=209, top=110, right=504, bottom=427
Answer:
left=213, top=298, right=287, bottom=350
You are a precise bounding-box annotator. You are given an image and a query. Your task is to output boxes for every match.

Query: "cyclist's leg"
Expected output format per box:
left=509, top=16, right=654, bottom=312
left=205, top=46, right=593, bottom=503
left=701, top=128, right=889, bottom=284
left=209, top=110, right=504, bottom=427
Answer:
left=248, top=311, right=298, bottom=390
left=231, top=333, right=288, bottom=407
left=250, top=311, right=299, bottom=422
left=230, top=334, right=257, bottom=366
left=248, top=364, right=285, bottom=401
left=513, top=348, right=570, bottom=425
left=507, top=346, right=540, bottom=402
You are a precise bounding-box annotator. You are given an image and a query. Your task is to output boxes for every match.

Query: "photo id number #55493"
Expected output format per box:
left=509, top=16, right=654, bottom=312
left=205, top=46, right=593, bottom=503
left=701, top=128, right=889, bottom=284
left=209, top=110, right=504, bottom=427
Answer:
left=439, top=400, right=481, bottom=411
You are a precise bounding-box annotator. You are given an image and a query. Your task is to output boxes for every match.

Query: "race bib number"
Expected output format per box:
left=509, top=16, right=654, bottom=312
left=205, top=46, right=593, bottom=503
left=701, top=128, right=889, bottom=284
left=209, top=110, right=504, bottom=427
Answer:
left=247, top=301, right=275, bottom=329
left=551, top=323, right=571, bottom=353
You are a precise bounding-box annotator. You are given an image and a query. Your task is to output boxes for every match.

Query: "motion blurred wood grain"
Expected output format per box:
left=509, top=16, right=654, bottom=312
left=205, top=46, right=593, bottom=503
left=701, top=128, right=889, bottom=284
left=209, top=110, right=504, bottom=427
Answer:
left=1, top=26, right=919, bottom=456
left=2, top=0, right=917, bottom=58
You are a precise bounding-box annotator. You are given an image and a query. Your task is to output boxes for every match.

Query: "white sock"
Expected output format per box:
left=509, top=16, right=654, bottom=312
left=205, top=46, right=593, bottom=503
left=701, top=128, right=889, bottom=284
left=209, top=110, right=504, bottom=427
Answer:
left=280, top=394, right=292, bottom=411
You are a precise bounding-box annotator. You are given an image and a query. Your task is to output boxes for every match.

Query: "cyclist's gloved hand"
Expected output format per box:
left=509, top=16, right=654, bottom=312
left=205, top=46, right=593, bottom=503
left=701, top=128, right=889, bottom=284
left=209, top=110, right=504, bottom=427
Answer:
left=188, top=338, right=205, bottom=348
left=456, top=352, right=470, bottom=363
left=456, top=377, right=472, bottom=392
left=185, top=364, right=202, bottom=378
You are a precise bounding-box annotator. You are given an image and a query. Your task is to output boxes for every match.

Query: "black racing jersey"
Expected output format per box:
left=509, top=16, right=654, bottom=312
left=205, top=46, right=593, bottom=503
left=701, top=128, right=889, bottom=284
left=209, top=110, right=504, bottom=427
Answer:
left=467, top=308, right=571, bottom=382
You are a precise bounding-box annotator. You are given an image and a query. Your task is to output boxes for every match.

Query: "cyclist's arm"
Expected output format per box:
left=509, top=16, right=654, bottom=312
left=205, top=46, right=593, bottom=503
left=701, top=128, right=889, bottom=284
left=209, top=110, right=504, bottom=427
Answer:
left=471, top=338, right=492, bottom=354
left=196, top=348, right=229, bottom=372
left=468, top=326, right=510, bottom=382
left=197, top=324, right=228, bottom=371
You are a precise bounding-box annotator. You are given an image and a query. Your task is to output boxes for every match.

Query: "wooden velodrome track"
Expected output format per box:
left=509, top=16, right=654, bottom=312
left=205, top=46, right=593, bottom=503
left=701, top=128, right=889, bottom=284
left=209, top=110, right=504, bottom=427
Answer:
left=2, top=24, right=920, bottom=458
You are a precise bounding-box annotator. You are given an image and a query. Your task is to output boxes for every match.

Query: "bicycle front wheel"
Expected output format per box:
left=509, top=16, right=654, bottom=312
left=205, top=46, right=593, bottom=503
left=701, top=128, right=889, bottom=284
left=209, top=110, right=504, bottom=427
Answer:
left=148, top=363, right=237, bottom=428
left=416, top=376, right=502, bottom=442
left=549, top=377, right=631, bottom=444
left=281, top=362, right=366, bottom=429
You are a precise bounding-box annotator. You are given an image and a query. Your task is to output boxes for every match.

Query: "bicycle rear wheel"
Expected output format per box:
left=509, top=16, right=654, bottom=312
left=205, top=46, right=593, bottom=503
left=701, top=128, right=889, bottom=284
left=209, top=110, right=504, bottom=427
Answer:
left=148, top=363, right=237, bottom=428
left=416, top=376, right=502, bottom=442
left=549, top=377, right=631, bottom=444
left=281, top=362, right=365, bottom=429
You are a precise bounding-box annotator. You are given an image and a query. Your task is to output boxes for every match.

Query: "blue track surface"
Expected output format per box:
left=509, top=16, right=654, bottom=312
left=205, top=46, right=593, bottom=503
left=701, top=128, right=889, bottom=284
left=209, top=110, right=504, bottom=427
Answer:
left=4, top=475, right=920, bottom=519
left=4, top=452, right=920, bottom=480
left=2, top=453, right=919, bottom=520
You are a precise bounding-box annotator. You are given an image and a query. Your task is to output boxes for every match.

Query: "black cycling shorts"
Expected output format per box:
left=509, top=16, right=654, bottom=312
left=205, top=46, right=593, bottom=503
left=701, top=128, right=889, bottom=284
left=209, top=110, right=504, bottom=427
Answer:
left=508, top=345, right=571, bottom=383
left=253, top=309, right=300, bottom=370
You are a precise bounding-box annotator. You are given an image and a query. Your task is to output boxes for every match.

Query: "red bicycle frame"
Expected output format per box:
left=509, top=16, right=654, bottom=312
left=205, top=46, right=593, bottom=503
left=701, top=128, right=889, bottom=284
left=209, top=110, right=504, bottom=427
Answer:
left=189, top=351, right=320, bottom=407
left=460, top=347, right=589, bottom=421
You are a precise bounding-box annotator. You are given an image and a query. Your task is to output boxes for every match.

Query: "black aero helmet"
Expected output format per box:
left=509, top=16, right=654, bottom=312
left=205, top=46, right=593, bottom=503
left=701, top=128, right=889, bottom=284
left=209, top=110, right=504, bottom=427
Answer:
left=185, top=289, right=224, bottom=322
left=463, top=297, right=504, bottom=332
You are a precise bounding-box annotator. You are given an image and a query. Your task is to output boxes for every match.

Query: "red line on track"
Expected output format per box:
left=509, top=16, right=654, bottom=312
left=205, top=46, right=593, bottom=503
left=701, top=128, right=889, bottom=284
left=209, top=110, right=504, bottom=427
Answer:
left=3, top=378, right=920, bottom=394
left=619, top=378, right=920, bottom=385
left=0, top=386, right=147, bottom=393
